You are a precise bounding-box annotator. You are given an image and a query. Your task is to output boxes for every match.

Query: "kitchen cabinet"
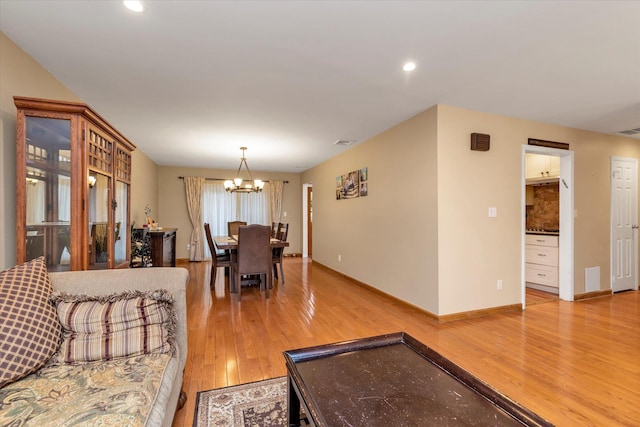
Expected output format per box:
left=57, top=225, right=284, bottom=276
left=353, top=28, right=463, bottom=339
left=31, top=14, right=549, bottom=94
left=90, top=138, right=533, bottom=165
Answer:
left=525, top=154, right=560, bottom=180
left=15, top=97, right=135, bottom=271
left=525, top=234, right=558, bottom=288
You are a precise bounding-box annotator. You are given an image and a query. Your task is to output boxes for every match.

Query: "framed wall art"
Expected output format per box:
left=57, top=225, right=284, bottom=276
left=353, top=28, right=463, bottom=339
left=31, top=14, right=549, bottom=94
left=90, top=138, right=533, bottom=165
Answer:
left=336, top=167, right=368, bottom=200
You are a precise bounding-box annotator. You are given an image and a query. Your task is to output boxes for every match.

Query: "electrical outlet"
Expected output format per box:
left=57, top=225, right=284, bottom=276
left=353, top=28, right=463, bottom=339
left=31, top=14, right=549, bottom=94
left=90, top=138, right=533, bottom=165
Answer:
left=338, top=254, right=342, bottom=262
left=497, top=279, right=503, bottom=290
left=186, top=243, right=191, bottom=251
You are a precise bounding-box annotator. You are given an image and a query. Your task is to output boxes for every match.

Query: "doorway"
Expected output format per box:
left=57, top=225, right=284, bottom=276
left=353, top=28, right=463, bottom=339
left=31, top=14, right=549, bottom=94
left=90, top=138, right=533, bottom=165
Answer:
left=302, top=183, right=312, bottom=258
left=522, top=146, right=574, bottom=307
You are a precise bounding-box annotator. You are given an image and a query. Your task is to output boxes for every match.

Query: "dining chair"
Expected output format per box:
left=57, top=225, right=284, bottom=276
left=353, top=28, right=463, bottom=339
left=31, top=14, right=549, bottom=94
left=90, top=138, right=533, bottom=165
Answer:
left=231, top=224, right=273, bottom=299
left=204, top=223, right=231, bottom=289
left=228, top=220, right=247, bottom=237
left=272, top=222, right=289, bottom=283
left=271, top=222, right=280, bottom=238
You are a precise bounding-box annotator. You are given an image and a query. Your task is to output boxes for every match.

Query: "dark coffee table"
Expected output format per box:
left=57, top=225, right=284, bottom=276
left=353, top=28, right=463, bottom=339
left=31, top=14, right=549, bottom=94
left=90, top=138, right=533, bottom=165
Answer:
left=284, top=332, right=553, bottom=426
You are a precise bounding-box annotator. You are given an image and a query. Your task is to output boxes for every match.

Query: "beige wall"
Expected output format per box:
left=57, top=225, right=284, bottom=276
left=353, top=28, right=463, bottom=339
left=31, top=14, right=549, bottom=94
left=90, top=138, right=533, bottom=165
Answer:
left=0, top=29, right=295, bottom=269
left=572, top=124, right=640, bottom=290
left=436, top=106, right=536, bottom=314
left=158, top=166, right=302, bottom=259
left=305, top=103, right=640, bottom=316
left=130, top=150, right=159, bottom=228
left=302, top=107, right=440, bottom=314
left=0, top=31, right=158, bottom=270
left=4, top=28, right=639, bottom=316
left=437, top=105, right=640, bottom=314
left=0, top=32, right=81, bottom=270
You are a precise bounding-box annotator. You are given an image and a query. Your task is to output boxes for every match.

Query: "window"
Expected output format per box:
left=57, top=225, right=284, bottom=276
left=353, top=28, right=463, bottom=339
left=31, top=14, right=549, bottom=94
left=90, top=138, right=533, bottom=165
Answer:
left=202, top=181, right=271, bottom=258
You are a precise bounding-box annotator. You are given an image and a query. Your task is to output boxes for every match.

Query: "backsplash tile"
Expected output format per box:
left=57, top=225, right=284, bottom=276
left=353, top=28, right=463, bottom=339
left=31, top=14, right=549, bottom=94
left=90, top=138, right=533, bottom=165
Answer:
left=526, top=183, right=559, bottom=230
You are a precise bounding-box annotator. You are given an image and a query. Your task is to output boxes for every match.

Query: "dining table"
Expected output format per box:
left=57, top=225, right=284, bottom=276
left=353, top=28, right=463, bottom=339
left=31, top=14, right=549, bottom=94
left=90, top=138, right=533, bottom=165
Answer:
left=213, top=235, right=289, bottom=251
left=214, top=234, right=289, bottom=293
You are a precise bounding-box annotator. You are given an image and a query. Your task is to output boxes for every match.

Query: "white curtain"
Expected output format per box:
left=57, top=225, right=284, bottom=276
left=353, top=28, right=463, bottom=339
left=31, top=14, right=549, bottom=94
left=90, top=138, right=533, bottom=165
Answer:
left=114, top=182, right=128, bottom=263
left=26, top=175, right=70, bottom=224
left=58, top=176, right=71, bottom=221
left=238, top=185, right=270, bottom=226
left=202, top=181, right=270, bottom=258
left=26, top=181, right=45, bottom=224
left=202, top=181, right=236, bottom=258
left=88, top=176, right=109, bottom=223
left=269, top=180, right=284, bottom=224
left=184, top=176, right=205, bottom=261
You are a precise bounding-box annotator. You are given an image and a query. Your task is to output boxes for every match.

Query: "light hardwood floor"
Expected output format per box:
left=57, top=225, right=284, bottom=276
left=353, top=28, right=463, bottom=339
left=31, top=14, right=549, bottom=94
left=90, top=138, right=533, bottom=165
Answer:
left=526, top=287, right=559, bottom=306
left=172, top=258, right=640, bottom=427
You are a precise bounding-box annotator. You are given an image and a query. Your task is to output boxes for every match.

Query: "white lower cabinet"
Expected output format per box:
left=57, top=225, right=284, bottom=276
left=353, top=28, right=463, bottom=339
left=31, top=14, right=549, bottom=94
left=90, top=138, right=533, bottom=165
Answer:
left=525, top=235, right=559, bottom=288
left=526, top=263, right=558, bottom=287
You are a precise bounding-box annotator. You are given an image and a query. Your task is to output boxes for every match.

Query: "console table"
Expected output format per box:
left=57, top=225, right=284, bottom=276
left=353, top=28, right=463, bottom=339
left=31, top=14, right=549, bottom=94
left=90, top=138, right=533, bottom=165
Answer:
left=149, top=229, right=177, bottom=267
left=131, top=228, right=176, bottom=268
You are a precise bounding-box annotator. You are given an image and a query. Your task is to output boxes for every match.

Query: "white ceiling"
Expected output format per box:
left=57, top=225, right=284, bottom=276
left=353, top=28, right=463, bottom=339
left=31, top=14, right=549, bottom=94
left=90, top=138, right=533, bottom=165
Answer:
left=1, top=1, right=639, bottom=173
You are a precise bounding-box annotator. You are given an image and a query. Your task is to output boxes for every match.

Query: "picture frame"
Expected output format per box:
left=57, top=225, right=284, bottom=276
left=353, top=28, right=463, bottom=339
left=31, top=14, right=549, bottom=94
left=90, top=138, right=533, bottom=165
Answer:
left=336, top=166, right=368, bottom=200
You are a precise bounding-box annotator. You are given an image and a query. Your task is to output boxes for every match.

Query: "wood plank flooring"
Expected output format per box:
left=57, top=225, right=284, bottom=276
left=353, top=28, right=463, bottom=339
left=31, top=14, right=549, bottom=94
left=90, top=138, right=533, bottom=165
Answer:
left=526, top=287, right=559, bottom=306
left=172, top=258, right=640, bottom=427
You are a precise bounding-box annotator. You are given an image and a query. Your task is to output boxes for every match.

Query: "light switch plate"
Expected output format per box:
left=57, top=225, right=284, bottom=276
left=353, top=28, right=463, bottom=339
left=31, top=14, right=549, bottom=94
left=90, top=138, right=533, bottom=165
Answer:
left=488, top=207, right=497, bottom=217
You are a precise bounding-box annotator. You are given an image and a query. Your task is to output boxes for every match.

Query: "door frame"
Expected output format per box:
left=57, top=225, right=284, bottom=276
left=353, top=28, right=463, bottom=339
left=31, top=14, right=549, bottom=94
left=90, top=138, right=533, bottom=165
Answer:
left=302, top=183, right=312, bottom=258
left=522, top=145, right=575, bottom=306
left=610, top=156, right=639, bottom=292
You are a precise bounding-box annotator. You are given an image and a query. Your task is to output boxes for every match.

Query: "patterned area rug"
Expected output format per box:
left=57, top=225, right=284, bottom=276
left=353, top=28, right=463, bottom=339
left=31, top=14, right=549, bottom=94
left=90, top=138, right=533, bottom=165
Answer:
left=194, top=377, right=307, bottom=426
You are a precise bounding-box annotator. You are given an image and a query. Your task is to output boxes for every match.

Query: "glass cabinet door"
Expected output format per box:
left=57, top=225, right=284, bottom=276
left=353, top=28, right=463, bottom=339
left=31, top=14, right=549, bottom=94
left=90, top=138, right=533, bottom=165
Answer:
left=114, top=181, right=129, bottom=266
left=17, top=97, right=135, bottom=272
left=88, top=172, right=111, bottom=269
left=24, top=116, right=72, bottom=271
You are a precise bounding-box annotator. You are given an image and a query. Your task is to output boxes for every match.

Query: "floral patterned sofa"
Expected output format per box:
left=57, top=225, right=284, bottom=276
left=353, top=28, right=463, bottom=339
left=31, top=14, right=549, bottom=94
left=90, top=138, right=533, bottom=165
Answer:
left=0, top=259, right=188, bottom=427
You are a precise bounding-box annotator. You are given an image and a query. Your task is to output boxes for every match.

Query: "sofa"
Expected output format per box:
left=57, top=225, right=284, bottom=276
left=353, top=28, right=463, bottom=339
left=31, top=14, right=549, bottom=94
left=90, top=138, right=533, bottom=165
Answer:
left=0, top=258, right=188, bottom=427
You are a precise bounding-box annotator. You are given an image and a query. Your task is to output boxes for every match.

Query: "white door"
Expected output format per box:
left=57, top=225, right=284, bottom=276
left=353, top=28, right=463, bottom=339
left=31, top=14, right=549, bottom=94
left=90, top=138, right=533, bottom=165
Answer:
left=611, top=157, right=638, bottom=293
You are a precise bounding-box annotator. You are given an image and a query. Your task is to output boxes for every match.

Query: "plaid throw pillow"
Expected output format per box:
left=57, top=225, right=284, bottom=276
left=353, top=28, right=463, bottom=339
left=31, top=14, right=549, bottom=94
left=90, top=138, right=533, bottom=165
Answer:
left=0, top=257, right=62, bottom=387
left=50, top=289, right=175, bottom=364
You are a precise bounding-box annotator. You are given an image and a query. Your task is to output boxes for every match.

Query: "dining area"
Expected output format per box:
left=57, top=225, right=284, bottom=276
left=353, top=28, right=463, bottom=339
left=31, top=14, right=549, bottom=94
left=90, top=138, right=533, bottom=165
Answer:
left=203, top=221, right=290, bottom=300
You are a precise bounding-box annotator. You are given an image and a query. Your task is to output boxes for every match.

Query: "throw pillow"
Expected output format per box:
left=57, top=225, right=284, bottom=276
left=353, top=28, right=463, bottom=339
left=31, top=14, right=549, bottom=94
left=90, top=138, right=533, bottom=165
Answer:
left=49, top=289, right=175, bottom=364
left=0, top=257, right=62, bottom=387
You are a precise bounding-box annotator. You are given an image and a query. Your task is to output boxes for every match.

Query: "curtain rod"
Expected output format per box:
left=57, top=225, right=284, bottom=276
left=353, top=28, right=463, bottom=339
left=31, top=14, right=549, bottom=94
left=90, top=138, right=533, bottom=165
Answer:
left=178, top=176, right=288, bottom=184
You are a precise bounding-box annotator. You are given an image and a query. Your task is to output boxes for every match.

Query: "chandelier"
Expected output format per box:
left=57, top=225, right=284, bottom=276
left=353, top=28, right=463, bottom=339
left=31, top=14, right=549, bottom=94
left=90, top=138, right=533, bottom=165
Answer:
left=224, top=147, right=264, bottom=193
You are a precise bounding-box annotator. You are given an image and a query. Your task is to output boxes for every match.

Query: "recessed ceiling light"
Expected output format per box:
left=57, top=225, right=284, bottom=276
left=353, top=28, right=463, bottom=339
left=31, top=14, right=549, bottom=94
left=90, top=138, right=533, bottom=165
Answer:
left=403, top=62, right=416, bottom=72
left=124, top=1, right=144, bottom=13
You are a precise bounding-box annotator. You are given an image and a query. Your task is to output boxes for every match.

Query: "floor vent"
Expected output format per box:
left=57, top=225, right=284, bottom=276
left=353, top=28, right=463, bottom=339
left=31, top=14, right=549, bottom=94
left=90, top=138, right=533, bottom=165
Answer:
left=585, top=267, right=600, bottom=292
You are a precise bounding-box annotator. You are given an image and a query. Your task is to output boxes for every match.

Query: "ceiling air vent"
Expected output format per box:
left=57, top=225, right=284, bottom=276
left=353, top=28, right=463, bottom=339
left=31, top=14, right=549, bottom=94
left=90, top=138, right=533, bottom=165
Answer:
left=333, top=139, right=355, bottom=146
left=618, top=127, right=640, bottom=136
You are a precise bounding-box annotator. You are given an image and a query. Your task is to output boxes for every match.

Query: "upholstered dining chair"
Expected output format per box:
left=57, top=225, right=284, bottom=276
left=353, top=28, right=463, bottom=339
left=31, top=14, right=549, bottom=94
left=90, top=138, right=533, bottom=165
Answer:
left=227, top=220, right=247, bottom=237
left=272, top=222, right=289, bottom=283
left=231, top=224, right=272, bottom=300
left=204, top=223, right=231, bottom=289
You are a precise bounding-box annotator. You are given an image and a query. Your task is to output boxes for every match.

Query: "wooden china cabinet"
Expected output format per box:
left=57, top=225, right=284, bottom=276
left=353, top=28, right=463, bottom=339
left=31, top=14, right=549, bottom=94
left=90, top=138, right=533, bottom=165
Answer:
left=15, top=97, right=135, bottom=271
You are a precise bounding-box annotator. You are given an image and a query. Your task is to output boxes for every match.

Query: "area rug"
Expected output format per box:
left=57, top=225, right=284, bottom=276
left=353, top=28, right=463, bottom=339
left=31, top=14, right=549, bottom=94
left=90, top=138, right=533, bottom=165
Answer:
left=194, top=376, right=307, bottom=427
